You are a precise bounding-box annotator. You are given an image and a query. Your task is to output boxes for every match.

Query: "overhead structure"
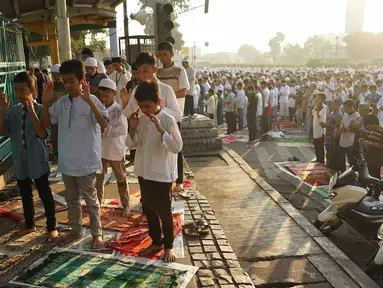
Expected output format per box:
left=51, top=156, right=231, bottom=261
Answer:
left=0, top=0, right=123, bottom=63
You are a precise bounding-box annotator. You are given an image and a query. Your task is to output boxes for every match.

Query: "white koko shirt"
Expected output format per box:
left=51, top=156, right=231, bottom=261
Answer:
left=126, top=109, right=183, bottom=183
left=101, top=101, right=128, bottom=161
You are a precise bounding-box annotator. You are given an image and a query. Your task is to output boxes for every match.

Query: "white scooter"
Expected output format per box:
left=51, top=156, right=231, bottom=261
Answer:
left=313, top=147, right=383, bottom=275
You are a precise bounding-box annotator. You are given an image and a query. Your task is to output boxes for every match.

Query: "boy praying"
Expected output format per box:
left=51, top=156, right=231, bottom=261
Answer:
left=126, top=80, right=183, bottom=263
left=42, top=60, right=108, bottom=249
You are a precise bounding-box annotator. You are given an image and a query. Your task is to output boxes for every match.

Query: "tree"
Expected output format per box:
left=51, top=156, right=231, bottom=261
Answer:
left=268, top=32, right=284, bottom=64
left=281, top=43, right=304, bottom=65
left=71, top=29, right=107, bottom=58
left=343, top=32, right=383, bottom=62
left=304, top=36, right=325, bottom=59
left=237, top=44, right=261, bottom=63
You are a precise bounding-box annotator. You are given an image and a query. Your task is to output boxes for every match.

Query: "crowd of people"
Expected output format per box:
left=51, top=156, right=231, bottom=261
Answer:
left=1, top=40, right=383, bottom=265
left=192, top=67, right=383, bottom=201
left=0, top=42, right=191, bottom=263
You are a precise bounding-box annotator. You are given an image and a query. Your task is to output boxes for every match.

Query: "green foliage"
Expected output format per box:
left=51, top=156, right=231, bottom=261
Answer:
left=237, top=44, right=261, bottom=63
left=281, top=43, right=304, bottom=65
left=343, top=32, right=383, bottom=62
left=71, top=29, right=108, bottom=56
left=138, top=0, right=190, bottom=13
left=268, top=32, right=284, bottom=64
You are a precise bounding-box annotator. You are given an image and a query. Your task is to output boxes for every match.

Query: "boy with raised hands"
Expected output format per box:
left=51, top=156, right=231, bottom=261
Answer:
left=42, top=60, right=108, bottom=249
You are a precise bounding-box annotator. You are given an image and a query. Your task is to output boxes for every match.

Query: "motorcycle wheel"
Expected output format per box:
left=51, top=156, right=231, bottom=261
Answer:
left=313, top=219, right=342, bottom=236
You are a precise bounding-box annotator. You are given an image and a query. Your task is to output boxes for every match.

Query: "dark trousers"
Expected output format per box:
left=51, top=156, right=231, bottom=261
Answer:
left=289, top=107, right=296, bottom=122
left=368, top=165, right=382, bottom=200
left=325, top=144, right=335, bottom=168
left=208, top=113, right=214, bottom=120
left=314, top=135, right=325, bottom=164
left=130, top=149, right=136, bottom=161
left=237, top=108, right=243, bottom=130
left=184, top=95, right=194, bottom=116
left=51, top=124, right=58, bottom=159
left=225, top=112, right=235, bottom=134
left=138, top=177, right=173, bottom=249
left=176, top=122, right=183, bottom=185
left=338, top=146, right=356, bottom=173
left=247, top=113, right=256, bottom=141
left=262, top=110, right=269, bottom=134
left=16, top=172, right=56, bottom=231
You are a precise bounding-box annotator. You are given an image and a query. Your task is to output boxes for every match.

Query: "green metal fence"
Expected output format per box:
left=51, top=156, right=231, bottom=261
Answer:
left=0, top=16, right=26, bottom=162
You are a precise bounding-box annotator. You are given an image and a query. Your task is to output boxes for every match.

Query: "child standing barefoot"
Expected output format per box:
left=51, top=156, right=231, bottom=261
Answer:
left=127, top=80, right=183, bottom=262
left=42, top=60, right=108, bottom=249
left=95, top=79, right=130, bottom=217
left=0, top=72, right=58, bottom=239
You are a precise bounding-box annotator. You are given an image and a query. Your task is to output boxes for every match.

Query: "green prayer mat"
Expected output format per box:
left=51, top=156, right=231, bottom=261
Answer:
left=15, top=251, right=187, bottom=288
left=274, top=137, right=310, bottom=143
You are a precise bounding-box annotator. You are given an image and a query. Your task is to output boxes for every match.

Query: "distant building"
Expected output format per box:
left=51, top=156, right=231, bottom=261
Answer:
left=345, top=0, right=365, bottom=33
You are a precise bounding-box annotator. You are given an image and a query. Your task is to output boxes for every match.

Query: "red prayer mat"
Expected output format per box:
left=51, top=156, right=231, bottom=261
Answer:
left=272, top=121, right=297, bottom=128
left=0, top=198, right=67, bottom=222
left=284, top=162, right=332, bottom=186
left=108, top=213, right=182, bottom=259
left=107, top=189, right=141, bottom=207
left=59, top=207, right=145, bottom=232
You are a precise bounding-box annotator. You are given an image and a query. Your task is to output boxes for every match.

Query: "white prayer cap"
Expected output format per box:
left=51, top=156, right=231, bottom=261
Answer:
left=84, top=57, right=98, bottom=67
left=120, top=54, right=127, bottom=61
left=260, top=76, right=266, bottom=81
left=313, top=90, right=320, bottom=95
left=50, top=64, right=60, bottom=73
left=295, top=85, right=301, bottom=91
left=285, top=77, right=290, bottom=82
left=224, top=84, right=232, bottom=90
left=98, top=79, right=117, bottom=91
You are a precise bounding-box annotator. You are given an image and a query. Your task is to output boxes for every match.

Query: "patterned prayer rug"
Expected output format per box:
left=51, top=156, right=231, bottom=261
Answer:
left=274, top=137, right=310, bottom=143
left=13, top=250, right=187, bottom=288
left=108, top=213, right=183, bottom=259
left=284, top=162, right=332, bottom=186
left=0, top=198, right=67, bottom=222
left=59, top=208, right=144, bottom=232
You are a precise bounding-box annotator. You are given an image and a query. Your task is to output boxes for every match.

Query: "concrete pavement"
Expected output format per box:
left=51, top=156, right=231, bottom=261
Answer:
left=186, top=148, right=379, bottom=288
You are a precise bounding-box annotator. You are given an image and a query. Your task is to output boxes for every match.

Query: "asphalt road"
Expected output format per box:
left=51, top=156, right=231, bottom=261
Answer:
left=223, top=136, right=383, bottom=285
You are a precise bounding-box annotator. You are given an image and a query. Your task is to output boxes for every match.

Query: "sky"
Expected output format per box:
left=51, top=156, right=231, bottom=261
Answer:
left=115, top=0, right=383, bottom=54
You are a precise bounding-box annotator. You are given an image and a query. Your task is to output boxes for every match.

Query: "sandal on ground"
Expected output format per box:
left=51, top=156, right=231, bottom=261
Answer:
left=183, top=219, right=209, bottom=236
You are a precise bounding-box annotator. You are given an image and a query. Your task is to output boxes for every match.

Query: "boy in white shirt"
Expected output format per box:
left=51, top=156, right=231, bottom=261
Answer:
left=127, top=80, right=183, bottom=263
left=377, top=96, right=383, bottom=126
left=312, top=93, right=327, bottom=164
left=203, top=88, right=216, bottom=120
left=95, top=79, right=130, bottom=217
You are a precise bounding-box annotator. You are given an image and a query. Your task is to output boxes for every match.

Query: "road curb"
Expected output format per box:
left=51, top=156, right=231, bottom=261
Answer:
left=221, top=146, right=380, bottom=288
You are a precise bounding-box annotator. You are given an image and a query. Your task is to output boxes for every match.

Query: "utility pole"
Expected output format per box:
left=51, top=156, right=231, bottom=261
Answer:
left=153, top=0, right=158, bottom=57
left=123, top=0, right=129, bottom=58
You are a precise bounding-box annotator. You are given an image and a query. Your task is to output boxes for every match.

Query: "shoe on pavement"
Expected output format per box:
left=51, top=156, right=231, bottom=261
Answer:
left=176, top=183, right=184, bottom=192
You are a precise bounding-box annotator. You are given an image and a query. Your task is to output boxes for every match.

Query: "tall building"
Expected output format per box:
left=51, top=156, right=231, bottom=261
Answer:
left=345, top=0, right=365, bottom=33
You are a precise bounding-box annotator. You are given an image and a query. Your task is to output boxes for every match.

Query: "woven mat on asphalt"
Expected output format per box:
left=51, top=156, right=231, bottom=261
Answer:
left=284, top=162, right=332, bottom=186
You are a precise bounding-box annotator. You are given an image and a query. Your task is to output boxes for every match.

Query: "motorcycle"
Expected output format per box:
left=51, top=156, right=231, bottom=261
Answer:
left=314, top=146, right=382, bottom=238
left=313, top=144, right=383, bottom=277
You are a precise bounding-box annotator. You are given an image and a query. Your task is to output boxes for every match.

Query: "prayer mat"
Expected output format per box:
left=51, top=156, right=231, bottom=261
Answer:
left=222, top=135, right=247, bottom=144
left=106, top=189, right=141, bottom=207
left=282, top=130, right=308, bottom=135
left=0, top=227, right=48, bottom=272
left=272, top=121, right=297, bottom=128
left=0, top=198, right=67, bottom=222
left=284, top=162, right=332, bottom=186
left=59, top=208, right=144, bottom=232
left=13, top=250, right=188, bottom=288
left=274, top=137, right=310, bottom=143
left=108, top=213, right=183, bottom=259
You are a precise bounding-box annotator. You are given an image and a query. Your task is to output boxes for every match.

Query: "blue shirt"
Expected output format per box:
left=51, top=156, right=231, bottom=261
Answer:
left=49, top=95, right=108, bottom=177
left=3, top=103, right=50, bottom=180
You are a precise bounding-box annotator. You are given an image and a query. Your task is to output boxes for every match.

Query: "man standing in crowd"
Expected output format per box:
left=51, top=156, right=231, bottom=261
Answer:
left=110, top=57, right=131, bottom=105
left=34, top=68, right=48, bottom=104
left=156, top=41, right=190, bottom=192
left=81, top=48, right=106, bottom=74
left=182, top=58, right=196, bottom=117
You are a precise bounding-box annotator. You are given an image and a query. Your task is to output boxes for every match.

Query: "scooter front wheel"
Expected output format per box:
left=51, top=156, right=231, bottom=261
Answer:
left=314, top=219, right=342, bottom=236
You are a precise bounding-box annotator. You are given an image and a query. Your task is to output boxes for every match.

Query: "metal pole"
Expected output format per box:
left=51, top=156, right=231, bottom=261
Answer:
left=56, top=0, right=71, bottom=62
left=123, top=0, right=129, bottom=59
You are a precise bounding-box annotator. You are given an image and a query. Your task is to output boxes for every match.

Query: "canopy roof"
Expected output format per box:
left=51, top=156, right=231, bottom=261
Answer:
left=0, top=0, right=122, bottom=24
